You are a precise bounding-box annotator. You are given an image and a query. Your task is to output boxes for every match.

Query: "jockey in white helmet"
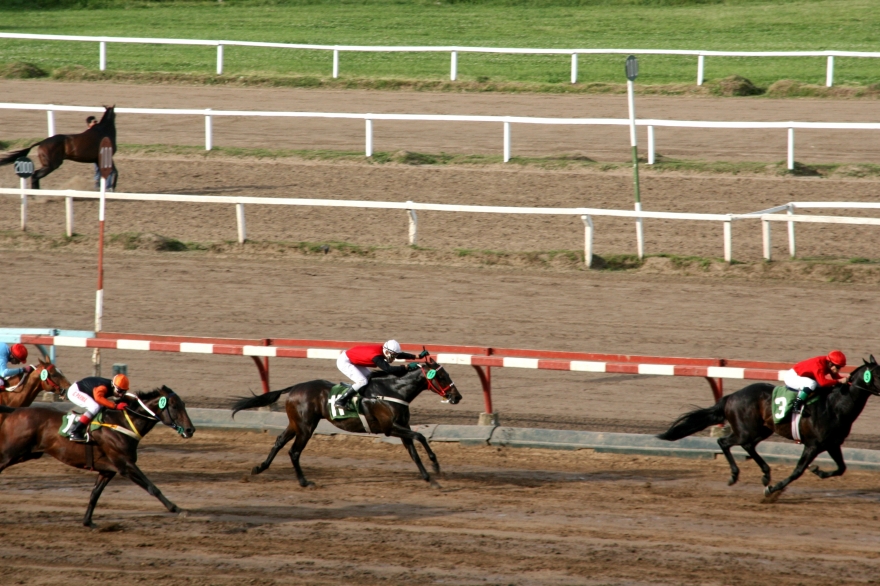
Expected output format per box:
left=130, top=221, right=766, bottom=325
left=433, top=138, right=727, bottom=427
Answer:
left=335, top=340, right=425, bottom=410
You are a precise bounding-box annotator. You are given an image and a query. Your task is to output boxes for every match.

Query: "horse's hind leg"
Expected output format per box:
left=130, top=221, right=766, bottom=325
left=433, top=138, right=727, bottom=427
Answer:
left=741, top=441, right=772, bottom=487
left=83, top=471, right=116, bottom=527
left=287, top=423, right=319, bottom=488
left=811, top=443, right=846, bottom=479
left=717, top=435, right=743, bottom=486
left=252, top=425, right=297, bottom=476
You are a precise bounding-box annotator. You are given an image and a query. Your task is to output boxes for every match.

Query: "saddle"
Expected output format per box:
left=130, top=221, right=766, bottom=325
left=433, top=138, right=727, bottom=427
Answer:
left=328, top=383, right=362, bottom=420
left=771, top=386, right=819, bottom=423
left=58, top=410, right=105, bottom=442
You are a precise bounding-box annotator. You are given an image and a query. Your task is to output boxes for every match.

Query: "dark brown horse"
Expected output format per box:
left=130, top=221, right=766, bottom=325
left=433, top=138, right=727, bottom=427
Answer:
left=0, top=360, right=70, bottom=410
left=658, top=357, right=880, bottom=498
left=232, top=353, right=462, bottom=488
left=0, top=105, right=117, bottom=189
left=0, top=386, right=195, bottom=526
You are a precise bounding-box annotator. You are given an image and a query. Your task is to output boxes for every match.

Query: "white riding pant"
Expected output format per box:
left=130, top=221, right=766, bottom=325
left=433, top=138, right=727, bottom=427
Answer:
left=783, top=369, right=818, bottom=393
left=66, top=383, right=101, bottom=418
left=336, top=354, right=371, bottom=391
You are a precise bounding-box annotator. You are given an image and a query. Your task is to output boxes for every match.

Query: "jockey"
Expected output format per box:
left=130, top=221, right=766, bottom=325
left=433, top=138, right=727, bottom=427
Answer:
left=0, top=343, right=32, bottom=390
left=335, top=340, right=422, bottom=410
left=66, top=374, right=130, bottom=442
left=785, top=350, right=847, bottom=416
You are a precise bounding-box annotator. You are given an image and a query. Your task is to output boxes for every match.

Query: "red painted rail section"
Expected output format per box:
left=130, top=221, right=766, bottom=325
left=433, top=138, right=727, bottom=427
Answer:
left=17, top=331, right=828, bottom=418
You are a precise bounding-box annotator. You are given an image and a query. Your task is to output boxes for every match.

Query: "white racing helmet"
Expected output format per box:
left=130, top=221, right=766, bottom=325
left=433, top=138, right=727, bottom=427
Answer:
left=383, top=339, right=402, bottom=361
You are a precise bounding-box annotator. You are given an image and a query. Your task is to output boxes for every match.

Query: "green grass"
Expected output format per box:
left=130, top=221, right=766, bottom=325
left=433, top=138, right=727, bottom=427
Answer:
left=1, top=0, right=879, bottom=88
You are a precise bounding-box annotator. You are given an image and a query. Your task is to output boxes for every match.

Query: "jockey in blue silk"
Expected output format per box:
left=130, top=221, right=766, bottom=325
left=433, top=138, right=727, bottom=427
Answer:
left=0, top=343, right=33, bottom=390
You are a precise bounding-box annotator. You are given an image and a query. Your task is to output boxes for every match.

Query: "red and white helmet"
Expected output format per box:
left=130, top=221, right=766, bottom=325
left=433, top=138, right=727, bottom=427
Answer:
left=383, top=339, right=402, bottom=360
left=9, top=343, right=27, bottom=362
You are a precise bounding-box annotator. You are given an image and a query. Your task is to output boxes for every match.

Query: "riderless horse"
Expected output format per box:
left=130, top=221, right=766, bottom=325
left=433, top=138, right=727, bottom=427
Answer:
left=232, top=352, right=462, bottom=488
left=0, top=386, right=195, bottom=526
left=658, top=356, right=880, bottom=497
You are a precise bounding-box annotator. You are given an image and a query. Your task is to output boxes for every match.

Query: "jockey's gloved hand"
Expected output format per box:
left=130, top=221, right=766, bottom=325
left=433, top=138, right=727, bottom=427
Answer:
left=115, top=402, right=128, bottom=411
left=418, top=349, right=429, bottom=359
left=23, top=365, right=35, bottom=374
left=407, top=362, right=421, bottom=371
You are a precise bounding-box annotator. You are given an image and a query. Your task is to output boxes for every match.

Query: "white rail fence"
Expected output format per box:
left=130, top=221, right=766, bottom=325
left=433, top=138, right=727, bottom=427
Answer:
left=4, top=102, right=880, bottom=170
left=2, top=187, right=878, bottom=264
left=1, top=32, right=878, bottom=87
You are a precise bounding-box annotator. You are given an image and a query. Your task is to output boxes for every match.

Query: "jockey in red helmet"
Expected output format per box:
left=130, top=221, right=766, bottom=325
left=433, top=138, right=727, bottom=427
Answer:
left=65, top=373, right=131, bottom=442
left=334, top=340, right=426, bottom=410
left=1, top=343, right=33, bottom=390
left=785, top=350, right=847, bottom=415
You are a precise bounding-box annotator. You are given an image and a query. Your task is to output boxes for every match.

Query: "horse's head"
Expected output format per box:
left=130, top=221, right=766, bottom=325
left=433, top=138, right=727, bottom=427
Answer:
left=34, top=359, right=70, bottom=396
left=419, top=355, right=461, bottom=405
left=132, top=385, right=196, bottom=438
left=850, top=355, right=880, bottom=397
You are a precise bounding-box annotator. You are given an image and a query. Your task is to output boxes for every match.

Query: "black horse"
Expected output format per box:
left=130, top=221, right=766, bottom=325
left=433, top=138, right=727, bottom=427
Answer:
left=232, top=354, right=462, bottom=488
left=659, top=357, right=880, bottom=497
left=0, top=105, right=117, bottom=189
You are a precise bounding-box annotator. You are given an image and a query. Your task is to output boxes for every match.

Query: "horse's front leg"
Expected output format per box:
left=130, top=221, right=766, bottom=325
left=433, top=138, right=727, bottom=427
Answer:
left=83, top=471, right=116, bottom=527
left=119, top=460, right=181, bottom=514
left=390, top=423, right=439, bottom=487
left=764, top=444, right=822, bottom=497
left=811, top=443, right=846, bottom=479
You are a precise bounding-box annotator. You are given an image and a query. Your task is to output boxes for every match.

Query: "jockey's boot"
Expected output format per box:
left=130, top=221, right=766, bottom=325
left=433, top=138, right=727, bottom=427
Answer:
left=335, top=387, right=358, bottom=411
left=791, top=397, right=805, bottom=417
left=68, top=420, right=88, bottom=442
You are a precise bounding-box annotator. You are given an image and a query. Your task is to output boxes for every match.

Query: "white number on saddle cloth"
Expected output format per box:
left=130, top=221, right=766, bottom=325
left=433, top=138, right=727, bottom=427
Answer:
left=774, top=397, right=788, bottom=420
left=61, top=413, right=77, bottom=435
left=330, top=397, right=344, bottom=418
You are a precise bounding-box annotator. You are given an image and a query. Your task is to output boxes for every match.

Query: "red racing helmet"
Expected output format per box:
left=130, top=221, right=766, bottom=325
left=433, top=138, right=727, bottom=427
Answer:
left=10, top=343, right=27, bottom=362
left=827, top=350, right=846, bottom=368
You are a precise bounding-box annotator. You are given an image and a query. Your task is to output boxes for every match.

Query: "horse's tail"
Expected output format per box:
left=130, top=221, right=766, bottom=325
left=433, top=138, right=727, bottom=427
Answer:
left=0, top=145, right=37, bottom=167
left=657, top=395, right=729, bottom=441
left=231, top=385, right=297, bottom=417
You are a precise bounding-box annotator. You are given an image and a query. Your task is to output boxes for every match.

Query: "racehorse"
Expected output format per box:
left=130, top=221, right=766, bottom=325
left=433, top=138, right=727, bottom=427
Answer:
left=232, top=353, right=462, bottom=488
left=0, top=105, right=117, bottom=190
left=658, top=356, right=880, bottom=498
left=0, top=386, right=195, bottom=526
left=1, top=360, right=70, bottom=409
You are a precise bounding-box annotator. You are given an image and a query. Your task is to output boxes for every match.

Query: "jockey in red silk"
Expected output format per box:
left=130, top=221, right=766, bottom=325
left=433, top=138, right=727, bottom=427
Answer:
left=784, top=350, right=847, bottom=415
left=65, top=374, right=130, bottom=442
left=0, top=343, right=32, bottom=390
left=335, top=340, right=423, bottom=410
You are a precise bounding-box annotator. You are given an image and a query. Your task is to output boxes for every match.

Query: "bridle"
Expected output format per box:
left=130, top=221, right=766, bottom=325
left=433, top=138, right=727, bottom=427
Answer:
left=420, top=363, right=454, bottom=398
left=848, top=364, right=880, bottom=396
left=38, top=365, right=65, bottom=394
left=124, top=391, right=189, bottom=436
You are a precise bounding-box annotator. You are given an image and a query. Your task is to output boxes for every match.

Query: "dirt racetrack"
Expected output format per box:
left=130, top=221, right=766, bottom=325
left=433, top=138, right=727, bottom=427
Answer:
left=2, top=82, right=880, bottom=584
left=3, top=428, right=880, bottom=586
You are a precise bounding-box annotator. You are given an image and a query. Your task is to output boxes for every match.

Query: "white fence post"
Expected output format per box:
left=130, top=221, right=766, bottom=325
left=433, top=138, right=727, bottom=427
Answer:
left=217, top=44, right=224, bottom=75
left=333, top=48, right=339, bottom=78
left=407, top=201, right=418, bottom=245
left=205, top=109, right=213, bottom=151
left=47, top=108, right=55, bottom=136
left=787, top=127, right=794, bottom=170
left=65, top=196, right=74, bottom=237
left=570, top=53, right=578, bottom=84
left=697, top=54, right=705, bottom=85
left=581, top=215, right=593, bottom=267
left=723, top=220, right=732, bottom=263
left=635, top=202, right=644, bottom=259
left=19, top=177, right=27, bottom=231
left=647, top=125, right=655, bottom=165
left=787, top=203, right=797, bottom=258
left=450, top=51, right=457, bottom=81
left=503, top=121, right=511, bottom=162
left=236, top=203, right=246, bottom=243
left=762, top=218, right=771, bottom=261
left=365, top=118, right=373, bottom=157
left=826, top=55, right=834, bottom=87
left=99, top=41, right=106, bottom=71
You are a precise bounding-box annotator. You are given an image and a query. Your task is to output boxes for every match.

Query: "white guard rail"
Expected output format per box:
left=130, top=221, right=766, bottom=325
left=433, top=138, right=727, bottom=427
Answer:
left=4, top=102, right=880, bottom=170
left=757, top=202, right=880, bottom=260
left=1, top=32, right=878, bottom=87
left=0, top=187, right=737, bottom=265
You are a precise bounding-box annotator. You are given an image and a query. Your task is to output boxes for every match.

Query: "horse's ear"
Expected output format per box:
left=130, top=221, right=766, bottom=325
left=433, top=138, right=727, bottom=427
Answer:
left=871, top=355, right=877, bottom=365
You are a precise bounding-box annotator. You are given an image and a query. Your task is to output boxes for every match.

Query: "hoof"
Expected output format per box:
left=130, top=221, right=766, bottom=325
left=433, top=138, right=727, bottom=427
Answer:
left=169, top=505, right=181, bottom=514
left=250, top=466, right=263, bottom=476
left=177, top=510, right=189, bottom=518
left=810, top=466, right=822, bottom=477
left=431, top=464, right=441, bottom=474
left=727, top=475, right=738, bottom=486
left=302, top=481, right=317, bottom=490
left=761, top=476, right=771, bottom=487
left=763, top=486, right=772, bottom=497
left=429, top=480, right=442, bottom=490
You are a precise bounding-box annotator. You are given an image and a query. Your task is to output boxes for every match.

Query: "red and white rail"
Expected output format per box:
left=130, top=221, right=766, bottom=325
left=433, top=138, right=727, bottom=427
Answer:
left=15, top=331, right=813, bottom=417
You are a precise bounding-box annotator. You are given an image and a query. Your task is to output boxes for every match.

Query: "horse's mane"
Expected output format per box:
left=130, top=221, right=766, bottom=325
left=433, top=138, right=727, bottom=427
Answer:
left=135, top=386, right=170, bottom=402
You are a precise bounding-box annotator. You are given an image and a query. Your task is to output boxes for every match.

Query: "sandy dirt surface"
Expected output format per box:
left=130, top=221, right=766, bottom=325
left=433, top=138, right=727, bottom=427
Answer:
left=2, top=429, right=880, bottom=586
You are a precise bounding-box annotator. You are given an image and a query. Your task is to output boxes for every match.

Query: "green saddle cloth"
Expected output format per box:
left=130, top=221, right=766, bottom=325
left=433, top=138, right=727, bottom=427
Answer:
left=328, top=384, right=362, bottom=420
left=771, top=386, right=819, bottom=424
left=58, top=411, right=105, bottom=438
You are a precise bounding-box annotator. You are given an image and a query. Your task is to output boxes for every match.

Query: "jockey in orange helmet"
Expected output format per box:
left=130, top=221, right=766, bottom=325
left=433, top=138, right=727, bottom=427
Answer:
left=784, top=350, right=847, bottom=415
left=65, top=373, right=130, bottom=442
left=1, top=343, right=33, bottom=390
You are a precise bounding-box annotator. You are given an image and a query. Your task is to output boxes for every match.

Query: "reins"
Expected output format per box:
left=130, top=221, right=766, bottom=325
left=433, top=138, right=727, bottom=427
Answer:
left=848, top=365, right=880, bottom=396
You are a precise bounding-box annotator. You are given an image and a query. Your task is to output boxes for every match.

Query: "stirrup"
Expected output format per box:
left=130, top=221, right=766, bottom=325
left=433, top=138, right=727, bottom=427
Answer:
left=68, top=433, right=87, bottom=443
